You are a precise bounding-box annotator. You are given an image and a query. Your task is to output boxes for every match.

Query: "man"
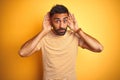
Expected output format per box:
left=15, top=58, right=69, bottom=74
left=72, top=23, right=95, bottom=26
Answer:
left=19, top=4, right=103, bottom=80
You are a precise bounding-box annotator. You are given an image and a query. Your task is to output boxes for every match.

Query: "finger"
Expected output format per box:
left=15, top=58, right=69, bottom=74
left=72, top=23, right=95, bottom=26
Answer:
left=46, top=12, right=50, bottom=18
left=70, top=13, right=76, bottom=23
left=68, top=19, right=72, bottom=25
left=72, top=14, right=77, bottom=22
left=70, top=14, right=75, bottom=22
left=44, top=12, right=50, bottom=19
left=68, top=12, right=72, bottom=17
left=69, top=13, right=73, bottom=20
left=72, top=14, right=79, bottom=27
left=68, top=13, right=72, bottom=19
left=71, top=14, right=74, bottom=20
left=72, top=14, right=78, bottom=25
left=44, top=13, right=50, bottom=22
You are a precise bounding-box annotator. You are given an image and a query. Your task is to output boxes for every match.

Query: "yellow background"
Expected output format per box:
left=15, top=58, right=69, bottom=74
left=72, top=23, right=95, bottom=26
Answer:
left=0, top=0, right=120, bottom=80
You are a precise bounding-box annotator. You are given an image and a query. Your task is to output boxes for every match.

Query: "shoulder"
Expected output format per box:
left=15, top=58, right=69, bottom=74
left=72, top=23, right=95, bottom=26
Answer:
left=67, top=30, right=79, bottom=40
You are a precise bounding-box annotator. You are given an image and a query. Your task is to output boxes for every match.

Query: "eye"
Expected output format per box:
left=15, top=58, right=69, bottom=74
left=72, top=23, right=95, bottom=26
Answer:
left=55, top=20, right=60, bottom=23
left=63, top=19, right=68, bottom=23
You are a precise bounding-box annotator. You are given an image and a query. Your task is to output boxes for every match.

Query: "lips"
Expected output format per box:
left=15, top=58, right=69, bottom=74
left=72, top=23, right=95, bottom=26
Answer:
left=58, top=29, right=65, bottom=32
left=54, top=28, right=67, bottom=36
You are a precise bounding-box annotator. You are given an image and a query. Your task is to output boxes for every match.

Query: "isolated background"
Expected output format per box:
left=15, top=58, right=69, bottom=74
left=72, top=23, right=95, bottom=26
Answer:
left=0, top=0, right=120, bottom=80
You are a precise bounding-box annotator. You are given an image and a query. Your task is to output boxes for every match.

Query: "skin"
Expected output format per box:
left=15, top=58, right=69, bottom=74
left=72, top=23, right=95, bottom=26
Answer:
left=19, top=12, right=103, bottom=57
left=50, top=13, right=68, bottom=36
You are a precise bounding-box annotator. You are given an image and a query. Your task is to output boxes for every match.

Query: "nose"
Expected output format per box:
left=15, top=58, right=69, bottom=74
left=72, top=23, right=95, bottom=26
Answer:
left=60, top=21, right=64, bottom=28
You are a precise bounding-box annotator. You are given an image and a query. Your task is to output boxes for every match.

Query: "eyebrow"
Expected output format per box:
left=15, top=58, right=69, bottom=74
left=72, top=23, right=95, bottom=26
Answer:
left=53, top=17, right=68, bottom=20
left=54, top=18, right=60, bottom=20
left=63, top=17, right=68, bottom=19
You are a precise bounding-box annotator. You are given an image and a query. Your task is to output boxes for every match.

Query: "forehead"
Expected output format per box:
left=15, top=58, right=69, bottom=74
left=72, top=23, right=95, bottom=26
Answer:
left=51, top=13, right=68, bottom=19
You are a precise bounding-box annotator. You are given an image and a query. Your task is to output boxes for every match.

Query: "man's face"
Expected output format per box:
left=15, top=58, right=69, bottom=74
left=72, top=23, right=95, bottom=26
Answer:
left=50, top=13, right=69, bottom=36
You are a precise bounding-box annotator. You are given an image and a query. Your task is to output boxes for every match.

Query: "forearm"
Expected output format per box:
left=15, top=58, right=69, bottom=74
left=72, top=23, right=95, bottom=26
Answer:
left=19, top=13, right=52, bottom=57
left=19, top=30, right=47, bottom=57
left=76, top=28, right=103, bottom=52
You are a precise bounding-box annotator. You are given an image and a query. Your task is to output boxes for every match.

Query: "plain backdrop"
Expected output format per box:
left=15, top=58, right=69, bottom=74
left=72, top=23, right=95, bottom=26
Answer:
left=0, top=0, right=120, bottom=80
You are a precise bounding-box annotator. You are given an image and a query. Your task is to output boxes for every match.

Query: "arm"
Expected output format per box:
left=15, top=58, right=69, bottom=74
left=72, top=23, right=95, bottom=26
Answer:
left=19, top=13, right=51, bottom=57
left=68, top=13, right=103, bottom=52
left=76, top=28, right=103, bottom=52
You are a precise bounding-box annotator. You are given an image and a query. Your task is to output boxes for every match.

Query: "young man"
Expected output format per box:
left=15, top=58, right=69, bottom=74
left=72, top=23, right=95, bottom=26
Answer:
left=19, top=4, right=103, bottom=80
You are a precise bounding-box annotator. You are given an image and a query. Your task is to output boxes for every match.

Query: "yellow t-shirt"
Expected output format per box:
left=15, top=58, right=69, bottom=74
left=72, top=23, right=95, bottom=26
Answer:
left=37, top=30, right=79, bottom=80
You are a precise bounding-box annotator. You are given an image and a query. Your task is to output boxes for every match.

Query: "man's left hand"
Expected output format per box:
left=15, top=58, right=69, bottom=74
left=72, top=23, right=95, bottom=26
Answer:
left=68, top=13, right=79, bottom=32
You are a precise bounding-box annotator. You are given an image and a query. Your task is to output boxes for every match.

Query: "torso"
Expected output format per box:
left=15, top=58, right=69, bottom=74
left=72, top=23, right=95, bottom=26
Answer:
left=40, top=30, right=78, bottom=80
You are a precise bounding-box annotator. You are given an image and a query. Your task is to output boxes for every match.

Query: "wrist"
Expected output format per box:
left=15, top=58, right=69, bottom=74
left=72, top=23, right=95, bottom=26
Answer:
left=75, top=28, right=82, bottom=33
left=42, top=29, right=50, bottom=35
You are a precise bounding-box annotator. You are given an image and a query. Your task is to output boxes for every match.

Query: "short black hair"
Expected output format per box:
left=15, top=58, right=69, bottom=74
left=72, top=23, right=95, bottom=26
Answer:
left=49, top=4, right=69, bottom=17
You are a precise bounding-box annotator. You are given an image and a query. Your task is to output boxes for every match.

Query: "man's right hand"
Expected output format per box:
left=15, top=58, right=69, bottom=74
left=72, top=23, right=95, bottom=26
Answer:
left=19, top=13, right=52, bottom=57
left=42, top=12, right=52, bottom=33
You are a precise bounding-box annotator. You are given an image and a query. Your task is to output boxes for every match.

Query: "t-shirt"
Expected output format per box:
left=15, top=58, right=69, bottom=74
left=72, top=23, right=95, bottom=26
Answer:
left=36, top=30, right=79, bottom=80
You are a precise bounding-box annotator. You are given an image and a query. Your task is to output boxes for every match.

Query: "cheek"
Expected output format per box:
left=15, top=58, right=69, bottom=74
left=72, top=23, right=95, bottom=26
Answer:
left=52, top=22, right=59, bottom=29
left=63, top=23, right=68, bottom=28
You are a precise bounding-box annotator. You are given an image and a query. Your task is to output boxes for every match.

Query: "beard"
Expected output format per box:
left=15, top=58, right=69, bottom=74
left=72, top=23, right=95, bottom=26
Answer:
left=52, top=26, right=67, bottom=36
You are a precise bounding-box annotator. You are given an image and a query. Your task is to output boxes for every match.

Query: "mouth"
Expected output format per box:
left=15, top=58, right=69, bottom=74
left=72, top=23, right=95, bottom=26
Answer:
left=52, top=27, right=67, bottom=36
left=58, top=29, right=65, bottom=32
